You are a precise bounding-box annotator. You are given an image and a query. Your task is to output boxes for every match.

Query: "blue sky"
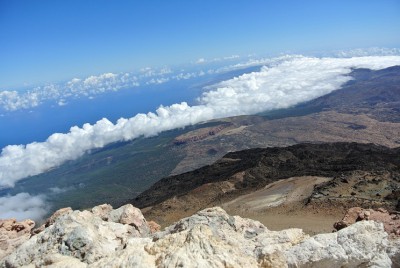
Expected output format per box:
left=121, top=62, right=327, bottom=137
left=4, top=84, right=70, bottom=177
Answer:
left=1, top=0, right=399, bottom=89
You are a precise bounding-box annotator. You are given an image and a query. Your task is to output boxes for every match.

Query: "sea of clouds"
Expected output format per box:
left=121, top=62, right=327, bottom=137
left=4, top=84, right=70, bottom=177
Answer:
left=1, top=47, right=399, bottom=112
left=1, top=54, right=400, bottom=221
left=0, top=56, right=245, bottom=112
left=0, top=68, right=199, bottom=111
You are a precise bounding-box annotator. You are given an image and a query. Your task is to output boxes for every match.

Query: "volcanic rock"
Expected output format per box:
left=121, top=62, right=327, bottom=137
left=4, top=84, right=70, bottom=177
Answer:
left=148, top=221, right=161, bottom=233
left=132, top=143, right=400, bottom=227
left=33, top=207, right=73, bottom=234
left=91, top=204, right=113, bottom=220
left=0, top=219, right=35, bottom=259
left=1, top=206, right=399, bottom=267
left=1, top=204, right=150, bottom=267
left=334, top=207, right=400, bottom=236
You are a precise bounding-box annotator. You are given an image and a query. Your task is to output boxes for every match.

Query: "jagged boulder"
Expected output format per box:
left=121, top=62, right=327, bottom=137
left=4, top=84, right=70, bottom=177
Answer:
left=1, top=204, right=151, bottom=267
left=92, top=207, right=307, bottom=268
left=108, top=204, right=150, bottom=236
left=1, top=206, right=399, bottom=267
left=285, top=220, right=392, bottom=267
left=150, top=207, right=307, bottom=267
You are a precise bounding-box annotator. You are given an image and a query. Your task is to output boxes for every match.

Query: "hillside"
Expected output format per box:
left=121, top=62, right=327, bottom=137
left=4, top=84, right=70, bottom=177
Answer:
left=132, top=142, right=400, bottom=231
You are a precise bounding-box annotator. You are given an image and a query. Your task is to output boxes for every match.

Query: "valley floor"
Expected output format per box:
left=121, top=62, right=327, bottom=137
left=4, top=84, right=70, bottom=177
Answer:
left=226, top=208, right=343, bottom=235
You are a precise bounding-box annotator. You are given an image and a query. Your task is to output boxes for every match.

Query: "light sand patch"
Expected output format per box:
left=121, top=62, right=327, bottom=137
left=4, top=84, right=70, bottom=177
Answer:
left=231, top=210, right=341, bottom=235
left=222, top=176, right=332, bottom=212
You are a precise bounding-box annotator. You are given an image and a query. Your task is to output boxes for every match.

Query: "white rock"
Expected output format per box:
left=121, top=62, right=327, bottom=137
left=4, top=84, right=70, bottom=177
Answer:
left=108, top=204, right=150, bottom=236
left=91, top=204, right=113, bottom=221
left=1, top=206, right=149, bottom=267
left=284, top=221, right=392, bottom=267
left=1, top=206, right=398, bottom=268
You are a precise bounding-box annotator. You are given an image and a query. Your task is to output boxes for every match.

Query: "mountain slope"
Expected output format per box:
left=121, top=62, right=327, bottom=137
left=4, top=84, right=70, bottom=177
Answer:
left=302, top=65, right=400, bottom=122
left=132, top=142, right=400, bottom=228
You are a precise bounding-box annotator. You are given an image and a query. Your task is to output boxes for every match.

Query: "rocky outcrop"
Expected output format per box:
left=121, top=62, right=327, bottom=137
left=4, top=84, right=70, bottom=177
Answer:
left=333, top=207, right=400, bottom=267
left=1, top=204, right=150, bottom=267
left=334, top=207, right=400, bottom=236
left=1, top=206, right=399, bottom=267
left=285, top=220, right=393, bottom=267
left=0, top=219, right=35, bottom=260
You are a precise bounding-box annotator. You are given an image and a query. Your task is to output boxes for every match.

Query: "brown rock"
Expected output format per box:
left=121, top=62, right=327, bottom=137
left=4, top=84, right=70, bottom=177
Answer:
left=334, top=207, right=400, bottom=236
left=0, top=218, right=35, bottom=259
left=108, top=204, right=150, bottom=236
left=333, top=207, right=363, bottom=230
left=148, top=221, right=161, bottom=233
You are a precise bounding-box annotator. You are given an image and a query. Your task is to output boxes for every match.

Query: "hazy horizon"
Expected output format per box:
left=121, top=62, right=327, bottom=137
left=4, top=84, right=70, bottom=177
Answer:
left=2, top=0, right=399, bottom=88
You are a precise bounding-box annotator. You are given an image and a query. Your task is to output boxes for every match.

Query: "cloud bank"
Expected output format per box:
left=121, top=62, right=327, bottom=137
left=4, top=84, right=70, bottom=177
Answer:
left=1, top=48, right=399, bottom=112
left=332, top=47, right=400, bottom=58
left=0, top=67, right=209, bottom=111
left=0, top=72, right=138, bottom=111
left=213, top=47, right=400, bottom=74
left=1, top=55, right=400, bottom=188
left=0, top=193, right=48, bottom=221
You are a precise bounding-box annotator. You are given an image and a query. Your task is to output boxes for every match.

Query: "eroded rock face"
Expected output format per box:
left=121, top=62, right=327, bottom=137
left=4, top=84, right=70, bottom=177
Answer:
left=1, top=206, right=399, bottom=267
left=0, top=219, right=35, bottom=259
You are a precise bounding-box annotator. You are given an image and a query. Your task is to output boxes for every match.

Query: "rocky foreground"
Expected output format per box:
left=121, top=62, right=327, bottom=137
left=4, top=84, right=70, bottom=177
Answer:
left=1, top=205, right=400, bottom=267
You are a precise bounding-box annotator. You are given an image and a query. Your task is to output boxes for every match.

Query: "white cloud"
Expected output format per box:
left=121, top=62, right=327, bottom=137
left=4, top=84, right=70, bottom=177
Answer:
left=2, top=48, right=398, bottom=112
left=223, top=55, right=240, bottom=60
left=146, top=77, right=170, bottom=85
left=57, top=99, right=67, bottom=106
left=83, top=72, right=117, bottom=87
left=173, top=72, right=198, bottom=80
left=0, top=73, right=141, bottom=111
left=196, top=58, right=206, bottom=64
left=333, top=47, right=400, bottom=58
left=202, top=55, right=400, bottom=116
left=213, top=54, right=303, bottom=73
left=49, top=186, right=74, bottom=194
left=0, top=55, right=400, bottom=188
left=0, top=65, right=192, bottom=111
left=68, top=78, right=81, bottom=84
left=196, top=55, right=241, bottom=64
left=0, top=90, right=41, bottom=110
left=215, top=48, right=400, bottom=74
left=0, top=193, right=49, bottom=221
